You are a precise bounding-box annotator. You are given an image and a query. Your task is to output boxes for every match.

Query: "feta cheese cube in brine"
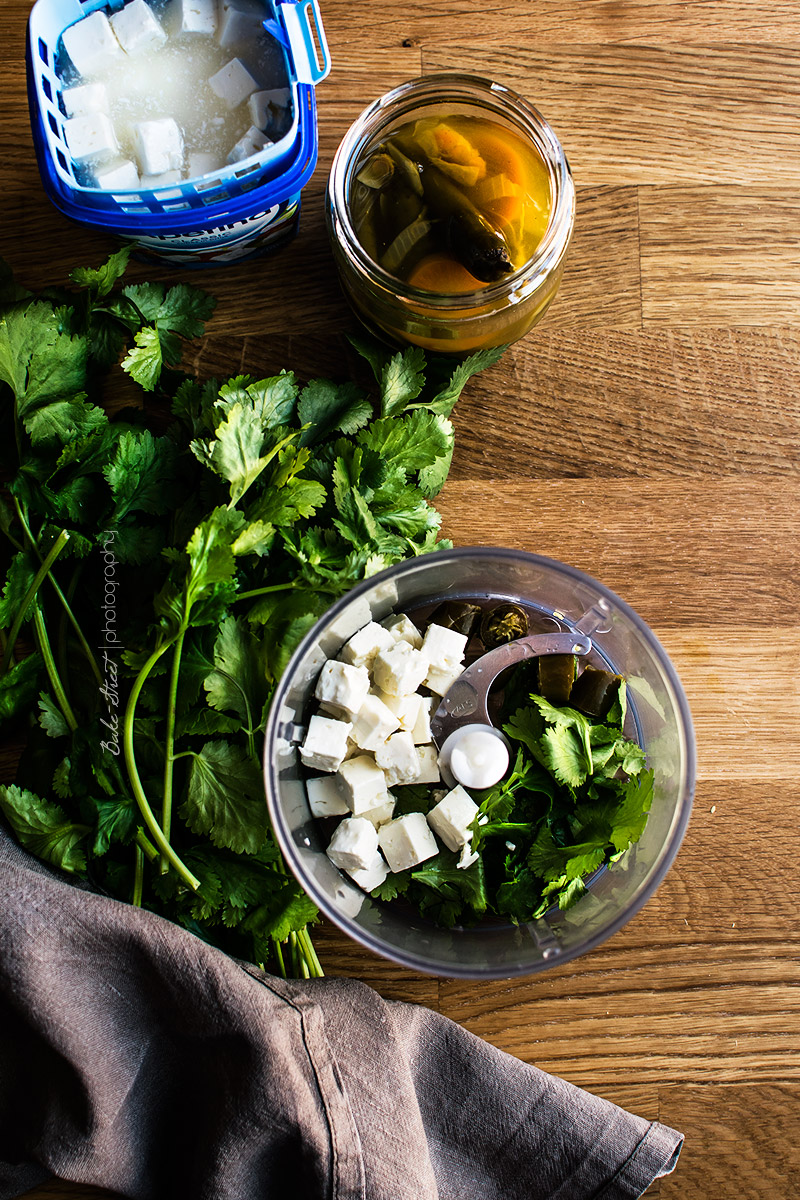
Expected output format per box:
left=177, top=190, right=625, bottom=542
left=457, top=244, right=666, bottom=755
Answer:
left=374, top=731, right=421, bottom=787
left=133, top=118, right=184, bottom=176
left=110, top=0, right=167, bottom=55
left=314, top=660, right=370, bottom=718
left=327, top=817, right=379, bottom=873
left=339, top=621, right=395, bottom=671
left=61, top=82, right=109, bottom=120
left=421, top=622, right=468, bottom=669
left=299, top=714, right=352, bottom=772
left=93, top=158, right=139, bottom=191
left=427, top=784, right=480, bottom=852
left=350, top=694, right=400, bottom=753
left=381, top=612, right=423, bottom=649
left=335, top=755, right=388, bottom=817
left=248, top=88, right=292, bottom=137
left=64, top=113, right=118, bottom=166
left=227, top=125, right=273, bottom=164
left=187, top=150, right=224, bottom=178
left=218, top=0, right=267, bottom=49
left=306, top=774, right=349, bottom=819
left=372, top=640, right=429, bottom=697
left=347, top=851, right=389, bottom=892
left=61, top=12, right=123, bottom=77
left=378, top=812, right=438, bottom=873
left=208, top=57, right=259, bottom=110
left=172, top=0, right=218, bottom=35
left=140, top=169, right=182, bottom=189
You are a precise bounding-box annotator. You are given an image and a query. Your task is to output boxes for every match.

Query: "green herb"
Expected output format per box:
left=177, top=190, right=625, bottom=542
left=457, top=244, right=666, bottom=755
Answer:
left=377, top=678, right=653, bottom=929
left=0, top=250, right=503, bottom=978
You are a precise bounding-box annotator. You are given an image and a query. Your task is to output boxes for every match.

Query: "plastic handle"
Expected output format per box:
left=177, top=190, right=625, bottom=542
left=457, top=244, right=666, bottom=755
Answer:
left=279, top=0, right=331, bottom=85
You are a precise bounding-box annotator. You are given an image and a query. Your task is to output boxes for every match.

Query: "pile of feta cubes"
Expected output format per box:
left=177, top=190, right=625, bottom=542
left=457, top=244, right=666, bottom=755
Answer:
left=58, top=0, right=291, bottom=191
left=300, top=612, right=485, bottom=894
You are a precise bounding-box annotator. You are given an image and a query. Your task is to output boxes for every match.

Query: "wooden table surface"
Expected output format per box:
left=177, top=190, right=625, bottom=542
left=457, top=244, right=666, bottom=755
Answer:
left=3, top=1, right=800, bottom=1197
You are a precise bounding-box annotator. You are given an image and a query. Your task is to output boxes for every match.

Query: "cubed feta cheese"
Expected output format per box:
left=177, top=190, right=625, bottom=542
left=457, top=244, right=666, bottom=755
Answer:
left=187, top=150, right=224, bottom=177
left=218, top=0, right=267, bottom=48
left=378, top=812, right=439, bottom=872
left=94, top=158, right=140, bottom=190
left=208, top=57, right=259, bottom=109
left=350, top=693, right=400, bottom=752
left=227, top=125, right=273, bottom=164
left=421, top=622, right=469, bottom=668
left=172, top=0, right=218, bottom=35
left=299, top=714, right=352, bottom=772
left=326, top=817, right=379, bottom=872
left=414, top=744, right=440, bottom=785
left=374, top=731, right=421, bottom=787
left=457, top=844, right=480, bottom=870
left=339, top=621, right=395, bottom=670
left=133, top=118, right=183, bottom=176
left=61, top=12, right=124, bottom=77
left=424, top=661, right=464, bottom=697
left=61, top=82, right=109, bottom=119
left=411, top=694, right=434, bottom=744
left=370, top=689, right=421, bottom=733
left=381, top=612, right=423, bottom=649
left=358, top=793, right=396, bottom=829
left=335, top=755, right=388, bottom=816
left=140, top=169, right=182, bottom=189
left=306, top=775, right=349, bottom=819
left=372, top=641, right=429, bottom=697
left=110, top=0, right=167, bottom=55
left=64, top=113, right=118, bottom=166
left=427, top=784, right=480, bottom=852
left=314, top=660, right=370, bottom=718
left=347, top=850, right=389, bottom=891
left=248, top=87, right=292, bottom=135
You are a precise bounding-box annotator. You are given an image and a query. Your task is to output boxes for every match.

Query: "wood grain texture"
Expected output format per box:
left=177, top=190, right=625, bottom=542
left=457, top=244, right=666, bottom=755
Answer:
left=4, top=0, right=800, bottom=1196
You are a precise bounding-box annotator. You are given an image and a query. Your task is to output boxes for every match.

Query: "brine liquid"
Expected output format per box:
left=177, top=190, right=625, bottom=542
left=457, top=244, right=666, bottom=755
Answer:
left=60, top=0, right=289, bottom=183
left=350, top=112, right=553, bottom=293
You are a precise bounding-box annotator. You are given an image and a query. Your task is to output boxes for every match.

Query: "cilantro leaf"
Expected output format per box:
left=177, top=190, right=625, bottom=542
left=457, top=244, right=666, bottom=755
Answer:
left=70, top=247, right=132, bottom=300
left=380, top=347, right=427, bottom=417
left=0, top=784, right=89, bottom=873
left=38, top=692, right=69, bottom=739
left=413, top=345, right=507, bottom=417
left=297, top=378, right=372, bottom=444
left=182, top=740, right=268, bottom=854
left=103, top=430, right=178, bottom=520
left=121, top=325, right=163, bottom=392
left=0, top=653, right=43, bottom=724
left=0, top=551, right=36, bottom=630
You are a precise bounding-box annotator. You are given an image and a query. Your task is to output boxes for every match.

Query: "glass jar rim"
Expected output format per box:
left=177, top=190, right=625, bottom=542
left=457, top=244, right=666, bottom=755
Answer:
left=327, top=72, right=576, bottom=310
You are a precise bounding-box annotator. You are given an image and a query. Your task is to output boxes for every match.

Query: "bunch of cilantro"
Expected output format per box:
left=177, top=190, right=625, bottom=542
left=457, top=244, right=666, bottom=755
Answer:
left=374, top=670, right=654, bottom=928
left=0, top=248, right=502, bottom=978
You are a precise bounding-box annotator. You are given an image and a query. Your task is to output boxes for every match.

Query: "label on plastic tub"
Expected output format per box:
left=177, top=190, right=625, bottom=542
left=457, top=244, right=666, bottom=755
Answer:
left=124, top=197, right=300, bottom=265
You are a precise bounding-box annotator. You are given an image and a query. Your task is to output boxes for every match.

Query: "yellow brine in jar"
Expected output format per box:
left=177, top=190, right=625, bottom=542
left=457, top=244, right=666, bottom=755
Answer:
left=327, top=75, right=575, bottom=355
left=351, top=113, right=553, bottom=295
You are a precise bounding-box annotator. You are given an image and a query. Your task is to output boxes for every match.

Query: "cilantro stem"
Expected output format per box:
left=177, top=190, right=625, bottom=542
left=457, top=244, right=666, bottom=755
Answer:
left=32, top=602, right=78, bottom=734
left=11, top=499, right=103, bottom=688
left=272, top=938, right=286, bottom=977
left=296, top=928, right=324, bottom=978
left=132, top=843, right=144, bottom=907
left=136, top=829, right=158, bottom=862
left=234, top=582, right=298, bottom=602
left=1, top=529, right=70, bottom=675
left=123, top=637, right=201, bottom=892
left=160, top=623, right=188, bottom=874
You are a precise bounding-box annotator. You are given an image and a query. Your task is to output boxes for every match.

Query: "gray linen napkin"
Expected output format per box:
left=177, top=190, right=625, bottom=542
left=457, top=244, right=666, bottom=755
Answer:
left=0, top=827, right=682, bottom=1199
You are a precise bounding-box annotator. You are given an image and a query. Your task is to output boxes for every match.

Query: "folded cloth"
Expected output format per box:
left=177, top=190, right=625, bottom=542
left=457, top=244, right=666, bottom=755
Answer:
left=0, top=828, right=683, bottom=1199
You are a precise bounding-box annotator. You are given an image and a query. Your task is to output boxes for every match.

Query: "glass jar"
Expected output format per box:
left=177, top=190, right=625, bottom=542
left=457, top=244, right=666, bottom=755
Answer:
left=326, top=73, right=575, bottom=355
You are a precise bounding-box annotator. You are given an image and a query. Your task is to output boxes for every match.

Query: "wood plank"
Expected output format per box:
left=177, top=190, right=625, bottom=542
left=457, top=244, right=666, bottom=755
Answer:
left=422, top=45, right=800, bottom=186
left=321, top=2, right=800, bottom=50
left=448, top=328, right=800, bottom=477
left=640, top=187, right=800, bottom=325
left=438, top=941, right=800, bottom=1086
left=435, top=480, right=800, bottom=625
left=658, top=1084, right=800, bottom=1198
left=309, top=920, right=440, bottom=1007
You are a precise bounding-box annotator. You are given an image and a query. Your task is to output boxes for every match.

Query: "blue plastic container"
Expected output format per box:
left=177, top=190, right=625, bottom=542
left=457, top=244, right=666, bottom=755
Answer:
left=26, top=0, right=330, bottom=264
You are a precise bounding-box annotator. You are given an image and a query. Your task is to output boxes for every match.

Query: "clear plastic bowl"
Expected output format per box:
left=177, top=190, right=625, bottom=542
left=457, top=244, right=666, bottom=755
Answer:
left=263, top=547, right=696, bottom=979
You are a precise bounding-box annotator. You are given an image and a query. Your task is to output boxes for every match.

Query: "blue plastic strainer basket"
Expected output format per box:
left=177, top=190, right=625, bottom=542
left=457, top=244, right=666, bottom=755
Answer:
left=26, top=0, right=330, bottom=260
